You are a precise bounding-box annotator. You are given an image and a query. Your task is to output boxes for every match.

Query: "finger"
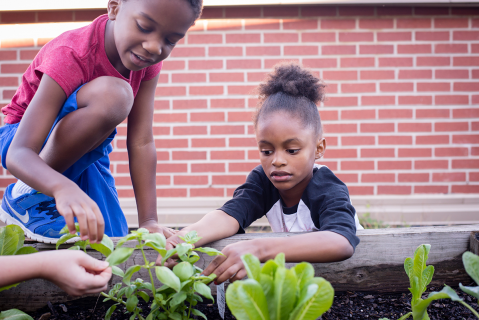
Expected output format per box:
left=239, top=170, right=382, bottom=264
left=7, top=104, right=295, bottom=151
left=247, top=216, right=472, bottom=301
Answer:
left=203, top=254, right=227, bottom=277
left=82, top=204, right=98, bottom=243
left=81, top=254, right=110, bottom=272
left=162, top=228, right=174, bottom=239
left=90, top=201, right=104, bottom=242
left=57, top=204, right=76, bottom=234
left=216, top=264, right=241, bottom=284
left=72, top=205, right=88, bottom=240
left=230, top=269, right=247, bottom=282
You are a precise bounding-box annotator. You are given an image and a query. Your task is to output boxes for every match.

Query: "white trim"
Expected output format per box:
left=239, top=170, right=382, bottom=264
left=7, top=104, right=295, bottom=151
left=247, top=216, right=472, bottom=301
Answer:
left=0, top=0, right=478, bottom=12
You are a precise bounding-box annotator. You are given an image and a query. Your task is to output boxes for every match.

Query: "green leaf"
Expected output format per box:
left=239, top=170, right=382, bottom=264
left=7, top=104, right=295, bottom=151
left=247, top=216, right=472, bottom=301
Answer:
left=173, top=262, right=194, bottom=282
left=55, top=233, right=77, bottom=250
left=194, top=282, right=214, bottom=302
left=9, top=225, right=25, bottom=252
left=191, top=309, right=207, bottom=320
left=194, top=247, right=224, bottom=256
left=144, top=233, right=166, bottom=248
left=170, top=291, right=187, bottom=307
left=180, top=230, right=202, bottom=244
left=413, top=285, right=462, bottom=320
left=422, top=265, right=434, bottom=292
left=162, top=248, right=178, bottom=264
left=126, top=295, right=139, bottom=312
left=105, top=305, right=117, bottom=320
left=261, top=260, right=278, bottom=278
left=242, top=253, right=261, bottom=282
left=463, top=251, right=479, bottom=285
left=67, top=246, right=81, bottom=250
left=106, top=247, right=134, bottom=266
left=188, top=251, right=201, bottom=264
left=123, top=265, right=142, bottom=285
left=0, top=282, right=20, bottom=293
left=289, top=277, right=334, bottom=320
left=404, top=257, right=413, bottom=279
left=459, top=283, right=479, bottom=300
left=155, top=266, right=181, bottom=292
left=259, top=274, right=275, bottom=317
left=138, top=291, right=150, bottom=303
left=0, top=225, right=21, bottom=256
left=136, top=228, right=150, bottom=235
left=14, top=246, right=37, bottom=255
left=112, top=266, right=125, bottom=277
left=169, top=312, right=182, bottom=320
left=176, top=243, right=193, bottom=258
left=117, top=233, right=139, bottom=248
left=144, top=242, right=167, bottom=257
left=0, top=309, right=33, bottom=320
left=274, top=253, right=285, bottom=268
left=226, top=279, right=270, bottom=320
left=412, top=245, right=429, bottom=296
left=90, top=235, right=114, bottom=257
left=293, top=262, right=315, bottom=290
left=273, top=267, right=297, bottom=320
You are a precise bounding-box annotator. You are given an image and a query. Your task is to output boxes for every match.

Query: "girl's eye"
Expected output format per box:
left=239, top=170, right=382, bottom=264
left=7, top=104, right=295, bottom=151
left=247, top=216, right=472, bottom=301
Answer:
left=287, top=149, right=300, bottom=155
left=136, top=22, right=151, bottom=34
left=166, top=39, right=177, bottom=46
left=261, top=150, right=273, bottom=155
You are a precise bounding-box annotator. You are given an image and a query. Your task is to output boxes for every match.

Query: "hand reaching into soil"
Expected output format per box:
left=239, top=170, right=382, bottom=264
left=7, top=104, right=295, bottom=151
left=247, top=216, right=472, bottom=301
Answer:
left=140, top=220, right=177, bottom=239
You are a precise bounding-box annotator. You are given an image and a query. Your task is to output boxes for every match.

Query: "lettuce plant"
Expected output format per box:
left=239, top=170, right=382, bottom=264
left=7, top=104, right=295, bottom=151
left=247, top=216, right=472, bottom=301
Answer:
left=458, top=251, right=479, bottom=317
left=226, top=253, right=334, bottom=320
left=101, top=228, right=222, bottom=320
left=56, top=224, right=114, bottom=256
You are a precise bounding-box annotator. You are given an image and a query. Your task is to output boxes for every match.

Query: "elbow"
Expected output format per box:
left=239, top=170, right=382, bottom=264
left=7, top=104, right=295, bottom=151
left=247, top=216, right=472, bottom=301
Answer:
left=338, top=242, right=354, bottom=261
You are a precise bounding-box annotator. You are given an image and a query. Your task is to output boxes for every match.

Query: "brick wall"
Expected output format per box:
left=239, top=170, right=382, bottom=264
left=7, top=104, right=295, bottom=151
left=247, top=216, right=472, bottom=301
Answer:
left=0, top=5, right=478, bottom=199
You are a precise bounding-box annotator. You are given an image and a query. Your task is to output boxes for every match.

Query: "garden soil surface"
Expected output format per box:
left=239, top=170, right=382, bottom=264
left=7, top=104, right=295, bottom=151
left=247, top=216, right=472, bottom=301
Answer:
left=31, top=287, right=479, bottom=320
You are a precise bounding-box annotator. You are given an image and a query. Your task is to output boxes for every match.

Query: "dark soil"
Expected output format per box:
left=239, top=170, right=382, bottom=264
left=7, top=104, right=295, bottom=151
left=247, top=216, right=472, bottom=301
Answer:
left=30, top=287, right=478, bottom=320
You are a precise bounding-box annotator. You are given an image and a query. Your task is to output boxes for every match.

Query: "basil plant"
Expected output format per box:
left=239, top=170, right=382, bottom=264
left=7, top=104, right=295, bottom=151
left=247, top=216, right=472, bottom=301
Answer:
left=226, top=253, right=334, bottom=320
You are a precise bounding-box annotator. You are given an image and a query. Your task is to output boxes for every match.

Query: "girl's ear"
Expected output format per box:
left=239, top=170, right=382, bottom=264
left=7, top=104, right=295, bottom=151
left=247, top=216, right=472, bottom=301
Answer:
left=107, top=0, right=121, bottom=20
left=315, top=137, right=326, bottom=160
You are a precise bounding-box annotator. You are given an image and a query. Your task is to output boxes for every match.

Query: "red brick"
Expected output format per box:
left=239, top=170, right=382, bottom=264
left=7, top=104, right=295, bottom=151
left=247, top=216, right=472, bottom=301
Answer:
left=398, top=148, right=432, bottom=157
left=190, top=188, right=224, bottom=197
left=0, top=51, right=16, bottom=60
left=172, top=73, right=206, bottom=83
left=470, top=172, right=479, bottom=181
left=378, top=109, right=413, bottom=119
left=342, top=136, right=375, bottom=145
left=1, top=11, right=35, bottom=23
left=436, top=69, right=469, bottom=79
left=283, top=19, right=318, bottom=30
left=189, top=86, right=223, bottom=95
left=378, top=161, right=412, bottom=170
left=454, top=82, right=479, bottom=92
left=229, top=162, right=261, bottom=172
left=208, top=46, right=243, bottom=57
left=162, top=61, right=185, bottom=70
left=188, top=34, right=223, bottom=44
left=348, top=186, right=374, bottom=195
left=1, top=63, right=29, bottom=74
left=362, top=173, right=396, bottom=182
left=191, top=112, right=224, bottom=122
left=416, top=135, right=449, bottom=144
left=211, top=125, right=244, bottom=135
left=154, top=100, right=168, bottom=111
left=434, top=18, right=468, bottom=28
left=226, top=34, right=261, bottom=44
left=453, top=108, right=479, bottom=118
left=170, top=47, right=205, bottom=58
left=473, top=45, right=479, bottom=54
left=264, top=58, right=300, bottom=69
left=74, top=9, right=106, bottom=21
left=415, top=160, right=448, bottom=169
left=472, top=121, right=479, bottom=130
left=206, top=20, right=242, bottom=31
left=209, top=72, right=243, bottom=82
left=416, top=109, right=450, bottom=118
left=264, top=33, right=298, bottom=43
left=248, top=150, right=260, bottom=160
left=227, top=85, right=256, bottom=95
left=416, top=31, right=449, bottom=41
left=212, top=175, right=247, bottom=185
left=284, top=45, right=318, bottom=56
left=339, top=6, right=375, bottom=16
left=172, top=151, right=207, bottom=160
left=3, top=90, right=15, bottom=99
left=174, top=175, right=208, bottom=185
left=452, top=185, right=479, bottom=193
left=323, top=71, right=357, bottom=81
left=398, top=19, right=431, bottom=29
left=361, top=123, right=395, bottom=133
left=155, top=163, right=188, bottom=172
left=398, top=44, right=432, bottom=54
left=227, top=59, right=261, bottom=69
left=452, top=7, right=479, bottom=15
left=302, top=32, right=336, bottom=42
left=154, top=113, right=187, bottom=123
left=417, top=82, right=450, bottom=92
left=361, top=148, right=395, bottom=158
left=377, top=7, right=413, bottom=15
left=452, top=159, right=479, bottom=169
left=228, top=111, right=253, bottom=122
left=244, top=19, right=280, bottom=30
left=454, top=31, right=479, bottom=41
left=325, top=83, right=339, bottom=94
left=435, top=147, right=468, bottom=157
left=341, top=109, right=375, bottom=119
left=380, top=82, right=413, bottom=92
left=362, top=96, right=396, bottom=106
left=156, top=188, right=187, bottom=197
left=342, top=83, right=376, bottom=93
left=152, top=126, right=170, bottom=135
left=0, top=77, right=18, bottom=86
left=433, top=172, right=466, bottom=182
left=303, top=58, right=337, bottom=69
left=378, top=185, right=412, bottom=195
left=189, top=60, right=223, bottom=70
left=415, top=186, right=448, bottom=194
left=323, top=123, right=357, bottom=133
left=300, top=6, right=337, bottom=17
left=398, top=173, right=429, bottom=182
left=341, top=57, right=375, bottom=68
left=453, top=56, right=479, bottom=66
left=211, top=150, right=245, bottom=160
left=192, top=163, right=226, bottom=173
left=379, top=57, right=413, bottom=67
left=435, top=122, right=468, bottom=132
left=324, top=149, right=357, bottom=159
left=321, top=19, right=356, bottom=29
left=359, top=19, right=394, bottom=29
left=324, top=97, right=358, bottom=107
left=435, top=44, right=468, bottom=54
left=415, top=7, right=449, bottom=15
left=173, top=126, right=207, bottom=135
left=339, top=32, right=374, bottom=42
left=377, top=32, right=412, bottom=41
left=319, top=110, right=339, bottom=121
left=155, top=138, right=189, bottom=148
left=453, top=135, right=479, bottom=144
left=359, top=45, right=394, bottom=54
left=246, top=72, right=268, bottom=82
left=191, top=138, right=226, bottom=148
left=211, top=98, right=245, bottom=109
left=436, top=95, right=469, bottom=105
left=225, top=7, right=261, bottom=18
left=155, top=86, right=186, bottom=96
left=398, top=96, right=433, bottom=105
left=246, top=46, right=281, bottom=56
left=322, top=45, right=356, bottom=55
left=341, top=161, right=375, bottom=170
left=335, top=173, right=358, bottom=183
left=379, top=135, right=413, bottom=145
left=360, top=70, right=395, bottom=80
left=229, top=137, right=256, bottom=147
left=200, top=7, right=223, bottom=19
left=187, top=21, right=205, bottom=32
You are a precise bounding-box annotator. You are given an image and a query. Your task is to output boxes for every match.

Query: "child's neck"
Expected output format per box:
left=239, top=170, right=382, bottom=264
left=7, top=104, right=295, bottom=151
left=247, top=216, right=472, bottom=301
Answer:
left=278, top=170, right=314, bottom=208
left=104, top=20, right=130, bottom=79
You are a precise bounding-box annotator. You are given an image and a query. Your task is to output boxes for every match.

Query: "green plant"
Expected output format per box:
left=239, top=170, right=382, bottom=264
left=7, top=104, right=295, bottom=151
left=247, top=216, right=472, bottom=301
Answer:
left=458, top=251, right=479, bottom=317
left=56, top=224, right=114, bottom=256
left=0, top=308, right=33, bottom=320
left=226, top=253, right=334, bottom=320
left=0, top=225, right=38, bottom=292
left=359, top=212, right=389, bottom=229
left=101, top=228, right=223, bottom=320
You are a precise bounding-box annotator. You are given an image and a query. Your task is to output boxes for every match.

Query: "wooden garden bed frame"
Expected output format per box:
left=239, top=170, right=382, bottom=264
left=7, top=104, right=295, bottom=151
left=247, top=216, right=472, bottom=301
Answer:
left=1, top=224, right=478, bottom=312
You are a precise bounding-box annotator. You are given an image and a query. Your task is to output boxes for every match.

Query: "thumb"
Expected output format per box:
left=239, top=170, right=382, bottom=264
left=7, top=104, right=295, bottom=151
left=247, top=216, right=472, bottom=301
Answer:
left=80, top=254, right=110, bottom=272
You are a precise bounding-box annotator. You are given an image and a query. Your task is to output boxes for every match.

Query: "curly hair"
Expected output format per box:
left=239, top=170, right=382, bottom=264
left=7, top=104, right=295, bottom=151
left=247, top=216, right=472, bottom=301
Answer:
left=253, top=62, right=326, bottom=137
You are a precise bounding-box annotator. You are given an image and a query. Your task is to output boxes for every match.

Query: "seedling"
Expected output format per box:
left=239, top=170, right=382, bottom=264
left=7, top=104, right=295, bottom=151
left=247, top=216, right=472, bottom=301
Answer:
left=56, top=224, right=114, bottom=257
left=226, top=253, right=334, bottom=320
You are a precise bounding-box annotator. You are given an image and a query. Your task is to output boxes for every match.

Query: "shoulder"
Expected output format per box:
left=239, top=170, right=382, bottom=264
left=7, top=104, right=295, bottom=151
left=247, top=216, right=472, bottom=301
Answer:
left=246, top=165, right=270, bottom=184
left=311, top=165, right=349, bottom=193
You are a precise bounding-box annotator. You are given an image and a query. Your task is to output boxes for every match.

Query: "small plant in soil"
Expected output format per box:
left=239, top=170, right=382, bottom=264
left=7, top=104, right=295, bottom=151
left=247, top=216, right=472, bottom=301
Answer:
left=100, top=228, right=223, bottom=320
left=56, top=223, right=114, bottom=256
left=226, top=252, right=334, bottom=320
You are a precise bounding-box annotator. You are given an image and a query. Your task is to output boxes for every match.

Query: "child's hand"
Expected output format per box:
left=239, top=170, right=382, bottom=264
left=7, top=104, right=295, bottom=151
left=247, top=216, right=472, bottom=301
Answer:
left=53, top=183, right=105, bottom=243
left=39, top=250, right=111, bottom=296
left=156, top=232, right=185, bottom=267
left=202, top=240, right=262, bottom=285
left=140, top=220, right=177, bottom=238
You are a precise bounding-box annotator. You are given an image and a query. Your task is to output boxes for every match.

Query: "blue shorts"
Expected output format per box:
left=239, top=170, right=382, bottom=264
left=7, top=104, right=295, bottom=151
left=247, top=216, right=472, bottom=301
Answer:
left=0, top=85, right=128, bottom=237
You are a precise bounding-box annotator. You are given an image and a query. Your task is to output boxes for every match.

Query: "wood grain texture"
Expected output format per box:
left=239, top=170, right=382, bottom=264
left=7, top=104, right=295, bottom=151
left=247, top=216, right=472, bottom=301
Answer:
left=2, top=224, right=478, bottom=311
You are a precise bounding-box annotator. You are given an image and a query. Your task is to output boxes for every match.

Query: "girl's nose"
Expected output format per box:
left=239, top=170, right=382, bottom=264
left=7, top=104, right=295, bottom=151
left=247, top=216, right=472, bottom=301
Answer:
left=272, top=154, right=286, bottom=167
left=143, top=40, right=162, bottom=56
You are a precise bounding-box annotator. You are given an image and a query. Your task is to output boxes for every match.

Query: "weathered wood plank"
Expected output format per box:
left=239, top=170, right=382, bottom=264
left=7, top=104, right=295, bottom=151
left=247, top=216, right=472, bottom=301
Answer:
left=1, top=224, right=478, bottom=312
left=471, top=231, right=479, bottom=255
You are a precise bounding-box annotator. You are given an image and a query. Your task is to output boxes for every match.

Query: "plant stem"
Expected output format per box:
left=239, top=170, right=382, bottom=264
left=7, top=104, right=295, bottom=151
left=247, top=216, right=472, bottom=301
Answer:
left=187, top=296, right=192, bottom=320
left=101, top=292, right=127, bottom=307
left=397, top=312, right=412, bottom=320
left=459, top=301, right=479, bottom=318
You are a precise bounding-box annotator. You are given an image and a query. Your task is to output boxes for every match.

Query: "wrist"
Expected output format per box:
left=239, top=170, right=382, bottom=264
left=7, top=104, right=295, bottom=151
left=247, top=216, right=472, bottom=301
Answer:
left=252, top=238, right=272, bottom=262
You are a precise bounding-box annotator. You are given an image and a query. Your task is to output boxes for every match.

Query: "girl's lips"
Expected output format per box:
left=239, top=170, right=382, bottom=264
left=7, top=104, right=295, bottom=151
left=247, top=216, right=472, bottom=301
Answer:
left=271, top=172, right=292, bottom=182
left=130, top=51, right=152, bottom=68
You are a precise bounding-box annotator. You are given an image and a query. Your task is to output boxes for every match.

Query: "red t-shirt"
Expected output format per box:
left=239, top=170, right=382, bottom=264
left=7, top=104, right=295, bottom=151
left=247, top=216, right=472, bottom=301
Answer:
left=2, top=14, right=162, bottom=124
